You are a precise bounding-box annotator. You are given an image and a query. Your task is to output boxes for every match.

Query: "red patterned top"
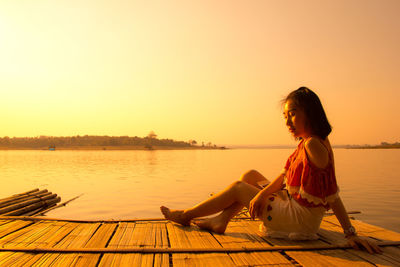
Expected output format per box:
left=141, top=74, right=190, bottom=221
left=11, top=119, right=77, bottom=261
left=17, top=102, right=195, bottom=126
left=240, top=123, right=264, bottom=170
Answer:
left=284, top=138, right=339, bottom=209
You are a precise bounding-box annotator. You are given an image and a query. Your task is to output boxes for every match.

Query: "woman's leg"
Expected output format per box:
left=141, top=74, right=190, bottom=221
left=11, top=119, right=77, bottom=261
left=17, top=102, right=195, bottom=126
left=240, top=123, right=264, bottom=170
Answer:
left=240, top=169, right=269, bottom=189
left=160, top=170, right=268, bottom=233
left=194, top=170, right=269, bottom=233
left=160, top=180, right=260, bottom=227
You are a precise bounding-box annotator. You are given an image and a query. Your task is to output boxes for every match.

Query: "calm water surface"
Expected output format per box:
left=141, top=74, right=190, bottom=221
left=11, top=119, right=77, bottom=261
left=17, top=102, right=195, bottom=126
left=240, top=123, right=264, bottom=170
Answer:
left=1, top=149, right=399, bottom=232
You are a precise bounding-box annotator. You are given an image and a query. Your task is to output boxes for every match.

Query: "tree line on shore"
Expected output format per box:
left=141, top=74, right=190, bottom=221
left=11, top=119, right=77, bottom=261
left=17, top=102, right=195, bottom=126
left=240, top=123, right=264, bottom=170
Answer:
left=0, top=134, right=194, bottom=149
left=345, top=141, right=400, bottom=149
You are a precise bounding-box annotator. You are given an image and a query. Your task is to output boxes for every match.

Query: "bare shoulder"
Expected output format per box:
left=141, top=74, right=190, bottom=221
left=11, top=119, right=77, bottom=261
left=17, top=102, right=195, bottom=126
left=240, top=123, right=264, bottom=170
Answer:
left=305, top=137, right=329, bottom=168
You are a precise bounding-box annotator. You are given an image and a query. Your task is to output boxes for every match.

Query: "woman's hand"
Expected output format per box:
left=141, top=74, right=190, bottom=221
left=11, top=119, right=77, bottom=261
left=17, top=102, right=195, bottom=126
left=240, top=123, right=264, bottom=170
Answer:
left=346, top=235, right=382, bottom=254
left=249, top=191, right=268, bottom=219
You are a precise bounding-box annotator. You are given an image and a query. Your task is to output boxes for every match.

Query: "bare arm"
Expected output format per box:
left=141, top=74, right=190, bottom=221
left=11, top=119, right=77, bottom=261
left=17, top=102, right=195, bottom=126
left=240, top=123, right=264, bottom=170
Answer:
left=260, top=172, right=285, bottom=196
left=331, top=196, right=382, bottom=254
left=249, top=172, right=285, bottom=219
left=330, top=197, right=353, bottom=232
left=304, top=138, right=381, bottom=253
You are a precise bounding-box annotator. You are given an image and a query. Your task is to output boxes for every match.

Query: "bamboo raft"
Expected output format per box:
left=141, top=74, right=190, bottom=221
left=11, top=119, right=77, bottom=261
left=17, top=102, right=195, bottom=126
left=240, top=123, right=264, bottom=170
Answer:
left=0, top=214, right=399, bottom=266
left=0, top=189, right=61, bottom=217
left=0, top=189, right=399, bottom=266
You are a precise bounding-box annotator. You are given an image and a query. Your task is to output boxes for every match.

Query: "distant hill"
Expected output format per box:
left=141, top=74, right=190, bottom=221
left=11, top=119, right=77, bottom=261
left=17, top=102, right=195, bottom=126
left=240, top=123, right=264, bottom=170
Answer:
left=227, top=145, right=296, bottom=149
left=0, top=135, right=193, bottom=150
left=344, top=141, right=400, bottom=149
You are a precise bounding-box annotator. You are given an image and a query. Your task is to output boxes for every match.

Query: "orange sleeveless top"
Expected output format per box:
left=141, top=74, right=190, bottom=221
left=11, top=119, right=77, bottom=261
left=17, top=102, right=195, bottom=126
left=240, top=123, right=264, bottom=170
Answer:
left=284, top=138, right=339, bottom=209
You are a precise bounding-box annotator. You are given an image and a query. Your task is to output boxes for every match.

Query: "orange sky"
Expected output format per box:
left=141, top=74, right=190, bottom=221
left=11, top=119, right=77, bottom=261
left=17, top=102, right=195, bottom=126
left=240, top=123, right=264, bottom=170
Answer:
left=1, top=0, right=399, bottom=146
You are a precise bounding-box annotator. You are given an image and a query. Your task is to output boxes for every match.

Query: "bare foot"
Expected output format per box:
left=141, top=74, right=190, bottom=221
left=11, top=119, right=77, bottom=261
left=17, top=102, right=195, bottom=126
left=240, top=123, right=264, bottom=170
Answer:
left=193, top=216, right=228, bottom=234
left=160, top=206, right=191, bottom=226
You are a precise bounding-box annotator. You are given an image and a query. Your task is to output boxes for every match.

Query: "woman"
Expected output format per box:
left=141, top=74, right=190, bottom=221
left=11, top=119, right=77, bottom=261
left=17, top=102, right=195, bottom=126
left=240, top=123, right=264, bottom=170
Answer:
left=160, top=87, right=381, bottom=254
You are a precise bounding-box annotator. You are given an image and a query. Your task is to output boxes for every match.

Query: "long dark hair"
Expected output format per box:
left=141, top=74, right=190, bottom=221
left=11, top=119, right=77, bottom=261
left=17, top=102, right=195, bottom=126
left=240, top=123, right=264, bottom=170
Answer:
left=284, top=87, right=332, bottom=139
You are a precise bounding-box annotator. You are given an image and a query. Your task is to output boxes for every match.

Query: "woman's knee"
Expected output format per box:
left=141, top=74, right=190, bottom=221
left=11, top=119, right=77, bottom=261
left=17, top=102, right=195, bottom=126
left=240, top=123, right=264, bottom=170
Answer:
left=231, top=180, right=245, bottom=188
left=240, top=169, right=263, bottom=184
left=230, top=180, right=248, bottom=193
left=230, top=180, right=259, bottom=203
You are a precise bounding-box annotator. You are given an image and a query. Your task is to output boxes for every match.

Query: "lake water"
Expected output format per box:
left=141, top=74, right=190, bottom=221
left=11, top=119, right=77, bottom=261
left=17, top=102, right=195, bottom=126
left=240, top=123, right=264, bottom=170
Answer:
left=1, top=148, right=399, bottom=232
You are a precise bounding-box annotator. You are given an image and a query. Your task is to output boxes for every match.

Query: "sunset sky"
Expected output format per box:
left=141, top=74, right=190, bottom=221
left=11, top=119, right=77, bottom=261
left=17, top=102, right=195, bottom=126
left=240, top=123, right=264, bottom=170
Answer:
left=1, top=0, right=399, bottom=146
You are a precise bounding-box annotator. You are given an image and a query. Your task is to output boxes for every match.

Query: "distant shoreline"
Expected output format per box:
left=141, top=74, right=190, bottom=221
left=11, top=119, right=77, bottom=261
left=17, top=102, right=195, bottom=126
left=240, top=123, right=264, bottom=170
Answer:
left=0, top=145, right=227, bottom=151
left=1, top=145, right=399, bottom=150
left=344, top=145, right=400, bottom=149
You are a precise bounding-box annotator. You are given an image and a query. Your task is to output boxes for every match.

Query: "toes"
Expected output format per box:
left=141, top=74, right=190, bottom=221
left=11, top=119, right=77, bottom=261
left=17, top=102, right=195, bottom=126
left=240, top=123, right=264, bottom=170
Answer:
left=160, top=206, right=170, bottom=217
left=160, top=206, right=168, bottom=212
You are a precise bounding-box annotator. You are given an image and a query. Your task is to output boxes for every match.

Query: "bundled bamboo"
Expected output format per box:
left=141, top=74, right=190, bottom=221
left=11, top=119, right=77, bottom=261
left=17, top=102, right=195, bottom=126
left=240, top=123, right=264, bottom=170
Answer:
left=0, top=189, right=61, bottom=216
left=0, top=188, right=42, bottom=207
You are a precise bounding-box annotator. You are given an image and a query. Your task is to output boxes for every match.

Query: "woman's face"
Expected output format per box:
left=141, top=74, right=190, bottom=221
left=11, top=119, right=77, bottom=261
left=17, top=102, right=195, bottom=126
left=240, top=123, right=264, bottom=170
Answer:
left=284, top=99, right=310, bottom=139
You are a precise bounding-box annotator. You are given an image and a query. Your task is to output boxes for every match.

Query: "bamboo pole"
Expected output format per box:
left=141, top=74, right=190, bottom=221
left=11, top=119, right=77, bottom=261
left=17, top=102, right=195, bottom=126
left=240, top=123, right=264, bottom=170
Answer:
left=34, top=194, right=83, bottom=216
left=2, top=196, right=61, bottom=216
left=0, top=189, right=48, bottom=207
left=0, top=188, right=39, bottom=203
left=0, top=216, right=171, bottom=223
left=0, top=193, right=58, bottom=215
left=23, top=203, right=57, bottom=217
left=0, top=216, right=256, bottom=223
left=0, top=191, right=52, bottom=209
left=0, top=241, right=397, bottom=254
left=0, top=188, right=45, bottom=201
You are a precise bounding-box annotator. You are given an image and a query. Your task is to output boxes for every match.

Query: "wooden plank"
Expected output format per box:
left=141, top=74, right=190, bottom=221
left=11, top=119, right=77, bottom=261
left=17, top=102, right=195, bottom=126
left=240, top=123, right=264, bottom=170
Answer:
left=319, top=214, right=400, bottom=261
left=379, top=246, right=400, bottom=263
left=246, top=220, right=326, bottom=247
left=314, top=221, right=393, bottom=265
left=286, top=249, right=375, bottom=267
left=351, top=221, right=400, bottom=241
left=14, top=222, right=82, bottom=266
left=214, top=220, right=271, bottom=248
left=55, top=223, right=101, bottom=248
left=229, top=252, right=295, bottom=266
left=153, top=222, right=170, bottom=267
left=0, top=252, right=15, bottom=266
left=245, top=219, right=323, bottom=266
left=318, top=220, right=351, bottom=245
left=216, top=220, right=294, bottom=266
left=31, top=222, right=101, bottom=266
left=58, top=223, right=117, bottom=266
left=323, top=215, right=400, bottom=241
left=280, top=217, right=400, bottom=267
left=67, top=222, right=117, bottom=266
left=0, top=220, right=13, bottom=226
left=246, top=219, right=374, bottom=267
left=0, top=221, right=54, bottom=247
left=320, top=218, right=387, bottom=247
left=167, top=222, right=236, bottom=267
left=98, top=222, right=134, bottom=266
left=0, top=221, right=71, bottom=266
left=0, top=219, right=34, bottom=239
left=345, top=248, right=400, bottom=267
left=120, top=222, right=155, bottom=266
left=0, top=217, right=396, bottom=266
left=19, top=221, right=70, bottom=247
left=99, top=222, right=169, bottom=267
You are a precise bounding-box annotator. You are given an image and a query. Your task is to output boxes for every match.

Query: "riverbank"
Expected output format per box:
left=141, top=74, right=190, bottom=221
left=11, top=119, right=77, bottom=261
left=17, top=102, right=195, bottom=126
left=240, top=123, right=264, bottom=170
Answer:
left=345, top=145, right=400, bottom=149
left=0, top=145, right=227, bottom=150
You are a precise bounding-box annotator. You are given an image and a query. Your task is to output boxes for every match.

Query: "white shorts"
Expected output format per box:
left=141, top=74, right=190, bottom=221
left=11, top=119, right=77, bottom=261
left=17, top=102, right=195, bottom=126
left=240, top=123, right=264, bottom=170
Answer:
left=257, top=180, right=325, bottom=240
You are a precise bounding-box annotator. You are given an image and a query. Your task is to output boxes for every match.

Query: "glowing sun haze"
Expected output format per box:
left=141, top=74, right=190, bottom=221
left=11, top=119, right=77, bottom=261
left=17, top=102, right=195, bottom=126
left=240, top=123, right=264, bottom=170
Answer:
left=1, top=0, right=399, bottom=146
